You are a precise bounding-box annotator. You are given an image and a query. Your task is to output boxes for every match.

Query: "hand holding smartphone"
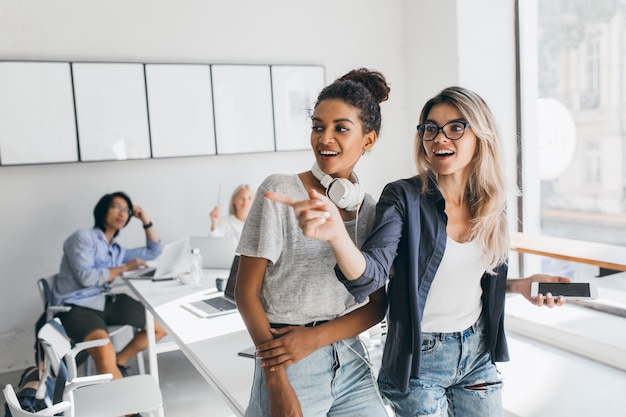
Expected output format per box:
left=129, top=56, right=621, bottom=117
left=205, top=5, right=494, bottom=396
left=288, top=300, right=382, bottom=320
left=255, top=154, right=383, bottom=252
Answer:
left=530, top=281, right=597, bottom=300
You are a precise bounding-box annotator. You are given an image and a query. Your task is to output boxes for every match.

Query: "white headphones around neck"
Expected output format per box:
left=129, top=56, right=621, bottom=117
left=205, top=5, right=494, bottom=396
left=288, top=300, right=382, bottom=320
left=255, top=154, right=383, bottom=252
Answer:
left=311, top=162, right=364, bottom=212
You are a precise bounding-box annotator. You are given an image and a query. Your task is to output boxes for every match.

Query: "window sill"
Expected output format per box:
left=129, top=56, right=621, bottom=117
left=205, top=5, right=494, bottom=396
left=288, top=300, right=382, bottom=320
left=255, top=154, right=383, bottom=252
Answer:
left=504, top=294, right=626, bottom=371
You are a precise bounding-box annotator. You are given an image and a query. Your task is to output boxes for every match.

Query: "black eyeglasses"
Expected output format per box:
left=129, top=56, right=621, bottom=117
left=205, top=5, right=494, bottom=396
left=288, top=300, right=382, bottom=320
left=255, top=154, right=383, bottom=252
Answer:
left=416, top=121, right=471, bottom=141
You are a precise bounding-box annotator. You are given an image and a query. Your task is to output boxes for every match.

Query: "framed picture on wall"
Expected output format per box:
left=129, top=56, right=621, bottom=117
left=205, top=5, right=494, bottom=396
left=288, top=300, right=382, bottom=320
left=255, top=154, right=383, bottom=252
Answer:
left=212, top=65, right=275, bottom=154
left=72, top=62, right=151, bottom=162
left=0, top=61, right=78, bottom=165
left=145, top=64, right=216, bottom=158
left=271, top=65, right=325, bottom=151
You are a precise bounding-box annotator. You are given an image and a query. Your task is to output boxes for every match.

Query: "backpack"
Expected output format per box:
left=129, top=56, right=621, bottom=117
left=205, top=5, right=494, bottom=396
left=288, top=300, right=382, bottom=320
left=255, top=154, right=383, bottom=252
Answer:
left=3, top=366, right=55, bottom=416
left=3, top=320, right=68, bottom=417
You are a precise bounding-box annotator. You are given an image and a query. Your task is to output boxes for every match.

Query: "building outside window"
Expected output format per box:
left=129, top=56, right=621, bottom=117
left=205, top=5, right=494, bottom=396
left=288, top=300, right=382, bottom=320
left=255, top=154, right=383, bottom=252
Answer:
left=520, top=0, right=626, bottom=298
left=584, top=142, right=601, bottom=184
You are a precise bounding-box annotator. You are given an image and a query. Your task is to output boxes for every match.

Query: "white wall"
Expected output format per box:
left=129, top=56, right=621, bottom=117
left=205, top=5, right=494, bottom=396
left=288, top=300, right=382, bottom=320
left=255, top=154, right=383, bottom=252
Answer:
left=0, top=0, right=414, bottom=372
left=0, top=0, right=518, bottom=372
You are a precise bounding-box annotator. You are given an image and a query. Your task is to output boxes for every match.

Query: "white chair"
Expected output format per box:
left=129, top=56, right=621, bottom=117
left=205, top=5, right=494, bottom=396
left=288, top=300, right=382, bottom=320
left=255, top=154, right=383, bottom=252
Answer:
left=37, top=275, right=145, bottom=375
left=3, top=383, right=71, bottom=417
left=37, top=319, right=163, bottom=417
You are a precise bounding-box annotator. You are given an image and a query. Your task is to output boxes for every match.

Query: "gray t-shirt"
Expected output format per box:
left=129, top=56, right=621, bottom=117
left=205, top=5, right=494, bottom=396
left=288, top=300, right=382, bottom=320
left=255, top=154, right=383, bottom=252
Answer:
left=237, top=173, right=376, bottom=324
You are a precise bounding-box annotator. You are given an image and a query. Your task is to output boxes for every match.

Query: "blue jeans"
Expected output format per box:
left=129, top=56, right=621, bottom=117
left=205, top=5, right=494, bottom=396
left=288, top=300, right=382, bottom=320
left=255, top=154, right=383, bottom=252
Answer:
left=245, top=336, right=389, bottom=417
left=378, top=317, right=502, bottom=417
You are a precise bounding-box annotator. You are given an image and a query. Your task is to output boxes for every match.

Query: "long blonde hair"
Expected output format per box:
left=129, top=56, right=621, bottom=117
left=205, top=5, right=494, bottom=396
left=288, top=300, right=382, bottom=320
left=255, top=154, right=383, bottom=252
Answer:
left=415, top=86, right=512, bottom=272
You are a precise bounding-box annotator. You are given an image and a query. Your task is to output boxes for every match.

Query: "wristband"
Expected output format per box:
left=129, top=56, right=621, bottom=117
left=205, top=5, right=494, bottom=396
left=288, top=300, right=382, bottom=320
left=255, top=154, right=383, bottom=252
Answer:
left=143, top=221, right=153, bottom=229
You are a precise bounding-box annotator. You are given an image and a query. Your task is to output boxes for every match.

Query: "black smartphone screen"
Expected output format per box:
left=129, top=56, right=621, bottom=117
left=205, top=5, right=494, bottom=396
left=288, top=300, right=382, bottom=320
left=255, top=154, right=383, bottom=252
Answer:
left=538, top=282, right=590, bottom=297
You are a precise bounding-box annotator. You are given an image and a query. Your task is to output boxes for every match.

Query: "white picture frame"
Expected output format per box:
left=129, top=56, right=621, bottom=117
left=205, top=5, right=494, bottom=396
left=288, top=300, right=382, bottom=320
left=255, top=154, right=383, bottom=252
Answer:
left=212, top=65, right=275, bottom=154
left=73, top=62, right=151, bottom=161
left=146, top=64, right=216, bottom=158
left=271, top=65, right=325, bottom=151
left=0, top=61, right=78, bottom=165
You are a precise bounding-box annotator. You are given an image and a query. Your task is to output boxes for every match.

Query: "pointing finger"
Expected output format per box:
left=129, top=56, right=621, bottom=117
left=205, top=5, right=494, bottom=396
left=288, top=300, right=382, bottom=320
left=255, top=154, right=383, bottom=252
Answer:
left=264, top=191, right=297, bottom=207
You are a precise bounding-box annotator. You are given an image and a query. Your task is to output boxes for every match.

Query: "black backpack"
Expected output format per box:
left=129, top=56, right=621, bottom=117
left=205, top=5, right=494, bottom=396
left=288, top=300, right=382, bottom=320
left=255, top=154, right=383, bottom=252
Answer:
left=4, top=320, right=68, bottom=417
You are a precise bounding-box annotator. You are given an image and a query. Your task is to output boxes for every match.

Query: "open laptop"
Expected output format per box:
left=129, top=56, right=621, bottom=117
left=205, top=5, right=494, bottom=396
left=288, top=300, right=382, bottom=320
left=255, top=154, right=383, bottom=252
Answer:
left=189, top=236, right=237, bottom=269
left=181, top=255, right=240, bottom=318
left=123, top=238, right=190, bottom=281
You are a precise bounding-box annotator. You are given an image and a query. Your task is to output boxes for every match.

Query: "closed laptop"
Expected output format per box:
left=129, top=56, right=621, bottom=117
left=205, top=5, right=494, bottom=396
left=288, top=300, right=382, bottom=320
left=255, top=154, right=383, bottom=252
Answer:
left=189, top=236, right=237, bottom=269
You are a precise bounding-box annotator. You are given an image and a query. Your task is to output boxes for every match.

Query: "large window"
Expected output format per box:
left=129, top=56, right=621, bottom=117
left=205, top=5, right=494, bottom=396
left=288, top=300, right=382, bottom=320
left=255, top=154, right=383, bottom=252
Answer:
left=521, top=0, right=626, bottom=297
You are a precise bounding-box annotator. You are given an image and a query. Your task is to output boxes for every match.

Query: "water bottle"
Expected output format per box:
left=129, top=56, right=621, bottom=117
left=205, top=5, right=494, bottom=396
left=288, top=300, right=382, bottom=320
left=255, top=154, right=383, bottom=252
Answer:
left=190, top=248, right=203, bottom=288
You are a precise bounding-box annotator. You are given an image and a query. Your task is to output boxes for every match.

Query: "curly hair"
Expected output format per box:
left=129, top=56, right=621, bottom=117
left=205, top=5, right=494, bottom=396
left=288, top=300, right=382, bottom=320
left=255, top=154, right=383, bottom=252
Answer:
left=315, top=68, right=390, bottom=135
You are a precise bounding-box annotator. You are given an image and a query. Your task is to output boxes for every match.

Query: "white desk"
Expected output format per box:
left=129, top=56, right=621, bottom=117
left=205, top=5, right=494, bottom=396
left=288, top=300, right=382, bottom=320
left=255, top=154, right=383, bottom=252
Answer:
left=125, top=270, right=385, bottom=417
left=124, top=270, right=252, bottom=417
left=186, top=329, right=254, bottom=416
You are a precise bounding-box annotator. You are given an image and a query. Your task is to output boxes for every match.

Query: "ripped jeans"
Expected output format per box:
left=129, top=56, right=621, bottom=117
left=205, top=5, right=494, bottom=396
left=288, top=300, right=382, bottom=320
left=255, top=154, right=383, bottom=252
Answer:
left=378, top=317, right=502, bottom=417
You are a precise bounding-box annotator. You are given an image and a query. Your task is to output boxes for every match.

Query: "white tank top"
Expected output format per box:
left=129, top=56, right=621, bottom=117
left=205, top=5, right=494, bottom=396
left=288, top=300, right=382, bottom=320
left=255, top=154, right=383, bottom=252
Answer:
left=421, top=237, right=485, bottom=332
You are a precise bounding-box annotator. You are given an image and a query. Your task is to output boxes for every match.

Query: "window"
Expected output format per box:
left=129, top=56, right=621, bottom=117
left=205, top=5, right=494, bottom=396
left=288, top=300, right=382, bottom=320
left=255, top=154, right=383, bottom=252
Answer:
left=585, top=142, right=601, bottom=184
left=582, top=39, right=600, bottom=109
left=520, top=0, right=626, bottom=299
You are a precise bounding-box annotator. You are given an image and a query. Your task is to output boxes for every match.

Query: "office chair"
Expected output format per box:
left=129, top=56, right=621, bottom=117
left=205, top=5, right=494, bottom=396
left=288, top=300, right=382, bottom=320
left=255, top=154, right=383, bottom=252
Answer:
left=37, top=275, right=145, bottom=375
left=3, top=383, right=72, bottom=417
left=36, top=276, right=72, bottom=321
left=37, top=319, right=164, bottom=417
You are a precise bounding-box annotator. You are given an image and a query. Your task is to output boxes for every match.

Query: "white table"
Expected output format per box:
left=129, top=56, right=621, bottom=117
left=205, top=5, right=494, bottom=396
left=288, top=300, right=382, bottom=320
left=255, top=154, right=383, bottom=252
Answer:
left=124, top=269, right=252, bottom=416
left=186, top=329, right=255, bottom=416
left=124, top=270, right=385, bottom=417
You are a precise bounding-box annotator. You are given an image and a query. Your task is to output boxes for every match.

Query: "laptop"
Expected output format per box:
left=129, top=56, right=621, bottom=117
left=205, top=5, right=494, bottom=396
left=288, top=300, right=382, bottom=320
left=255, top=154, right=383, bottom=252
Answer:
left=189, top=236, right=237, bottom=269
left=123, top=238, right=190, bottom=281
left=181, top=255, right=240, bottom=318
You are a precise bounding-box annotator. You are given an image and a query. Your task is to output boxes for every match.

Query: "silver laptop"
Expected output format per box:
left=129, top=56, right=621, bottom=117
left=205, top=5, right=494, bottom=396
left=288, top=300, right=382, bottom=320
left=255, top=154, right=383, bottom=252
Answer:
left=182, top=255, right=240, bottom=318
left=124, top=238, right=190, bottom=281
left=189, top=236, right=237, bottom=269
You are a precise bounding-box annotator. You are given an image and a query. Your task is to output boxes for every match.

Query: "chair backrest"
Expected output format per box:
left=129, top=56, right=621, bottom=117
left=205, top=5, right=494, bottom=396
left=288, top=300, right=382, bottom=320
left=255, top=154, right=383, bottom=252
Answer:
left=37, top=319, right=77, bottom=380
left=3, top=384, right=71, bottom=417
left=3, top=383, right=29, bottom=417
left=36, top=277, right=51, bottom=313
left=37, top=275, right=69, bottom=322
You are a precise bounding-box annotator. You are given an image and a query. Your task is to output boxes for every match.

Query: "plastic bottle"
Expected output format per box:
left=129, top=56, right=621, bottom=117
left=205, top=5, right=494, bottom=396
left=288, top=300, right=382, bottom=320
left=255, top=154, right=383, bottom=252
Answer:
left=190, top=248, right=203, bottom=288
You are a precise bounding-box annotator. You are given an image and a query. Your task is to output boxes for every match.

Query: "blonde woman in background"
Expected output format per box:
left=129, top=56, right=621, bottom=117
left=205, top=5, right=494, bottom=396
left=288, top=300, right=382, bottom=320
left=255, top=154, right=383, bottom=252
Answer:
left=209, top=184, right=254, bottom=242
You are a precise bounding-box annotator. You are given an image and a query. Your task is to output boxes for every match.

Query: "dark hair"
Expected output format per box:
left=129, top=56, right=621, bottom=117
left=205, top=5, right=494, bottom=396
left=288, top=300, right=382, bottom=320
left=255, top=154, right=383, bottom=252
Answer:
left=93, top=191, right=133, bottom=237
left=315, top=68, right=390, bottom=135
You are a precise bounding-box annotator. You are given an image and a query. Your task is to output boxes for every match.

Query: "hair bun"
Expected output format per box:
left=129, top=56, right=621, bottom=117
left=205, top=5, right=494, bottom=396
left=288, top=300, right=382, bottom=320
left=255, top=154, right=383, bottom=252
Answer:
left=338, top=68, right=390, bottom=104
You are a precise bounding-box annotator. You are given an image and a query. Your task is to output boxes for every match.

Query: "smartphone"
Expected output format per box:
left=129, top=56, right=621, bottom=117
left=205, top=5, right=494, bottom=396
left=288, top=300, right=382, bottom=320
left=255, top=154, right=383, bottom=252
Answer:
left=237, top=345, right=256, bottom=359
left=530, top=282, right=597, bottom=300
